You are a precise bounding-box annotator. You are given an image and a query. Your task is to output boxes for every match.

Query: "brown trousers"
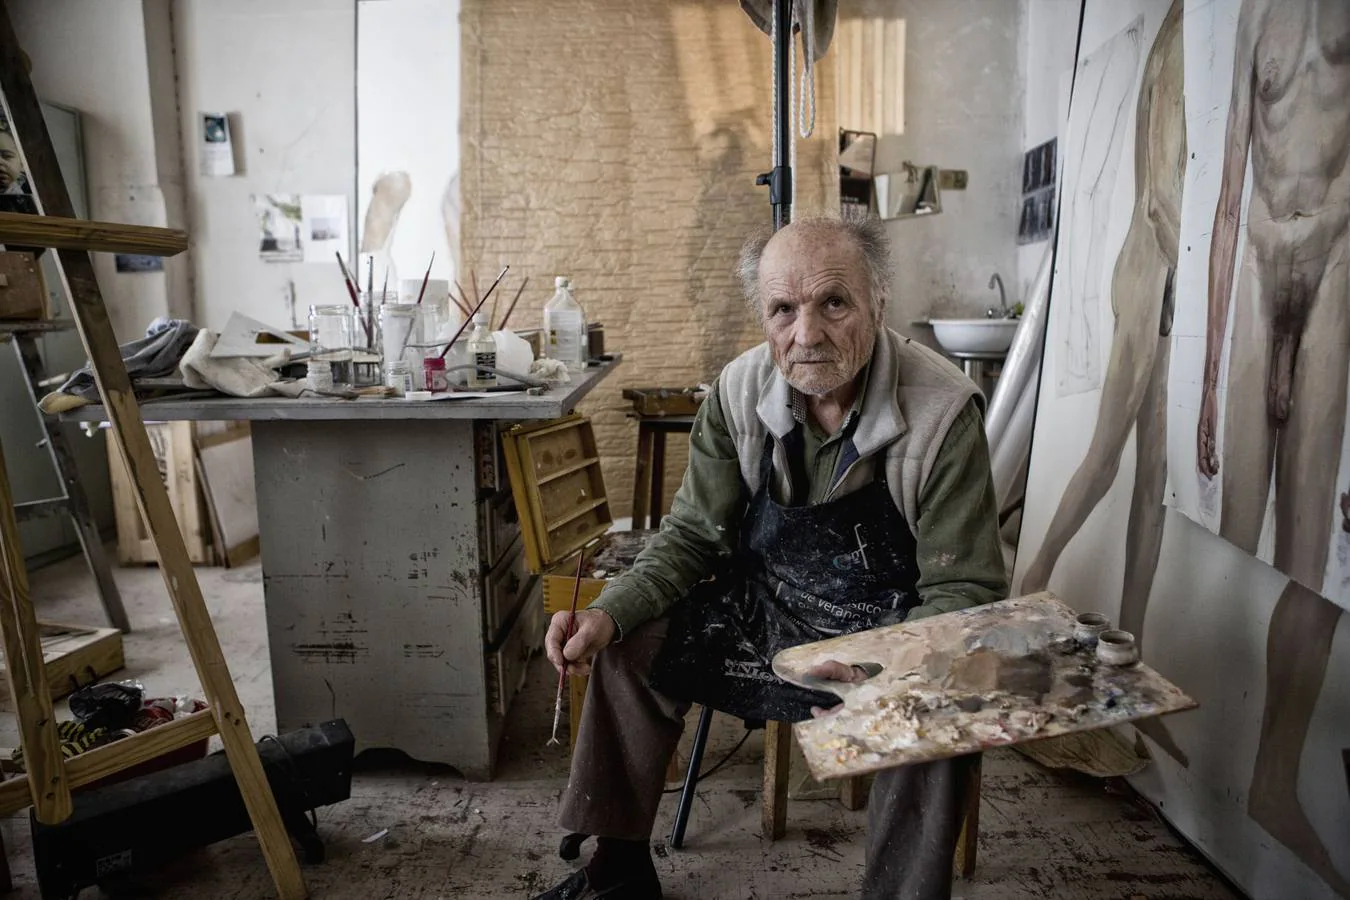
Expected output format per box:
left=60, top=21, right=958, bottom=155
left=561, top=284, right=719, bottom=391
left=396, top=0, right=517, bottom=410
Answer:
left=558, top=618, right=972, bottom=900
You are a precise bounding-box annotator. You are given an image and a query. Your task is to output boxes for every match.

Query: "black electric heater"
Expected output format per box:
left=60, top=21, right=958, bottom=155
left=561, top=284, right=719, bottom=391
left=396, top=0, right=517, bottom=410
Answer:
left=31, top=719, right=354, bottom=899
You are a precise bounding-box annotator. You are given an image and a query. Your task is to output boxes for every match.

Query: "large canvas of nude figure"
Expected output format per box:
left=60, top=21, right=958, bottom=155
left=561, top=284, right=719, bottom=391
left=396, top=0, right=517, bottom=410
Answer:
left=1015, top=1, right=1350, bottom=897
left=1164, top=0, right=1350, bottom=612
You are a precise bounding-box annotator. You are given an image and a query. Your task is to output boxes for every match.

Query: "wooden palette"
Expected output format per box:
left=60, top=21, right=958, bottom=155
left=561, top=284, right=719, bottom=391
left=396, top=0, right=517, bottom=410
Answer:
left=772, top=592, right=1197, bottom=781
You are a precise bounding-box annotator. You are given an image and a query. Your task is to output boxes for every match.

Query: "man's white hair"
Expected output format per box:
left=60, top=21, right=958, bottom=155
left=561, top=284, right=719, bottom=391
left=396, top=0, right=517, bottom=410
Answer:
left=736, top=215, right=893, bottom=322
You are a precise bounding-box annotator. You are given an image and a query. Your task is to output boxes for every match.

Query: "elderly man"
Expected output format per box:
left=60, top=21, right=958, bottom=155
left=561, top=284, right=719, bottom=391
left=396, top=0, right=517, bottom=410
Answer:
left=534, top=216, right=1007, bottom=900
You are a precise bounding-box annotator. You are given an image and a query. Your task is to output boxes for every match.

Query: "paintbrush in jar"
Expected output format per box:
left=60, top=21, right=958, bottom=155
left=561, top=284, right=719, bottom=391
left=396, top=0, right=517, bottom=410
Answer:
left=497, top=276, right=529, bottom=330
left=436, top=265, right=509, bottom=359
left=547, top=548, right=588, bottom=747
left=414, top=252, right=436, bottom=305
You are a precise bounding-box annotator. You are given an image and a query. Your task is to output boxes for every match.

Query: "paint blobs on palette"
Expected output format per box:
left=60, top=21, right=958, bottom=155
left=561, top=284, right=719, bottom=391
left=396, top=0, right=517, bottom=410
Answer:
left=774, top=594, right=1197, bottom=780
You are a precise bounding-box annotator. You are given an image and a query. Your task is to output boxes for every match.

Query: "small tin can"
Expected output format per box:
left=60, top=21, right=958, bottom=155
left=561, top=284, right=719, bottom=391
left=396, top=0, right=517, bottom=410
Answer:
left=1073, top=612, right=1110, bottom=648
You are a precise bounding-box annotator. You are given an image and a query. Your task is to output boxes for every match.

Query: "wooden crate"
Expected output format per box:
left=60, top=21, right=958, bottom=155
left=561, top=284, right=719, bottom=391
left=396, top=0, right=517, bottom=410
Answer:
left=0, top=622, right=124, bottom=701
left=107, top=421, right=211, bottom=565
left=501, top=415, right=658, bottom=611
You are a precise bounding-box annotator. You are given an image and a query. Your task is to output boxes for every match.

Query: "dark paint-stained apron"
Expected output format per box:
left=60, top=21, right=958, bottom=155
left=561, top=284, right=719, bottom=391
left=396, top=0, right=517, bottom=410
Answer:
left=649, top=436, right=921, bottom=723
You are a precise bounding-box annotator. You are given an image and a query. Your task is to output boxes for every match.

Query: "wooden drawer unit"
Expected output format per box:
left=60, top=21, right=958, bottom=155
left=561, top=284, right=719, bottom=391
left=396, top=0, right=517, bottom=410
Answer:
left=483, top=537, right=534, bottom=644
left=485, top=580, right=543, bottom=718
left=479, top=488, right=521, bottom=570
left=501, top=414, right=659, bottom=611
left=473, top=420, right=513, bottom=494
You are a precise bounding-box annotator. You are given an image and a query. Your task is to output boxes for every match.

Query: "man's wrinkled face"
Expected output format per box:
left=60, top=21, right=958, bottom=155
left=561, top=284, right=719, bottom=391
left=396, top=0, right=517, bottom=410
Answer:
left=758, top=227, right=880, bottom=396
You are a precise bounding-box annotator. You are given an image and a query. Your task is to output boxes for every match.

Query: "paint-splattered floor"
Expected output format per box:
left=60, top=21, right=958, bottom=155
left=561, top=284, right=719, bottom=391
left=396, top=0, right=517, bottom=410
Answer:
left=0, top=556, right=1241, bottom=899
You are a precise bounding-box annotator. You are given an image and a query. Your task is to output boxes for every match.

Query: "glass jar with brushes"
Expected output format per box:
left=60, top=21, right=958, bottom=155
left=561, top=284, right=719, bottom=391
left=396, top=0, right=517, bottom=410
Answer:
left=308, top=304, right=354, bottom=389
left=379, top=302, right=420, bottom=394
left=353, top=290, right=392, bottom=388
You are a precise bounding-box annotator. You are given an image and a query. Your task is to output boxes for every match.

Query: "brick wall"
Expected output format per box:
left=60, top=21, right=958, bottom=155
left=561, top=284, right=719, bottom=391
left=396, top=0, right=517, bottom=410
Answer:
left=462, top=0, right=838, bottom=515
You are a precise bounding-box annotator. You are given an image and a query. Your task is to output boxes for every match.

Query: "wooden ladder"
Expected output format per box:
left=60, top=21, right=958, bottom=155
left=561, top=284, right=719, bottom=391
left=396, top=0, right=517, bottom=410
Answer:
left=0, top=7, right=306, bottom=898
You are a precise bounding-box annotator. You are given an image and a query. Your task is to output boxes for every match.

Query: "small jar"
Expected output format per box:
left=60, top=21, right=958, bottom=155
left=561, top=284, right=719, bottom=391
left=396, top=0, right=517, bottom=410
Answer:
left=1096, top=630, right=1140, bottom=666
left=423, top=356, right=448, bottom=392
left=1073, top=612, right=1110, bottom=649
left=306, top=357, right=333, bottom=392
left=384, top=359, right=413, bottom=395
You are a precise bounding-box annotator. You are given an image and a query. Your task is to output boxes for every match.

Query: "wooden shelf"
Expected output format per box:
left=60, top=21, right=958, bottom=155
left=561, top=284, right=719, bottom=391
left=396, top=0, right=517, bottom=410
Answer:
left=0, top=211, right=188, bottom=257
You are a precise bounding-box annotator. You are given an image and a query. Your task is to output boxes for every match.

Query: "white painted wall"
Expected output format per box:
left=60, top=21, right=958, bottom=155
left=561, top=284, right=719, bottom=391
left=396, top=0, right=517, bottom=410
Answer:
left=356, top=0, right=460, bottom=297
left=10, top=0, right=185, bottom=340
left=1017, top=0, right=1078, bottom=299
left=844, top=0, right=1024, bottom=339
left=174, top=0, right=356, bottom=332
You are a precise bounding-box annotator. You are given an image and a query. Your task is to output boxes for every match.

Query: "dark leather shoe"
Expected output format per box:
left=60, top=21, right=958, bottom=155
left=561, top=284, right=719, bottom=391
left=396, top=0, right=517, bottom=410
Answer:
left=530, top=868, right=663, bottom=900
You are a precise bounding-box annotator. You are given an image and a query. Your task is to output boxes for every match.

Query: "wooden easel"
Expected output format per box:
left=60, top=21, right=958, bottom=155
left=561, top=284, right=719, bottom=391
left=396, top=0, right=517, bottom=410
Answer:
left=0, top=7, right=306, bottom=898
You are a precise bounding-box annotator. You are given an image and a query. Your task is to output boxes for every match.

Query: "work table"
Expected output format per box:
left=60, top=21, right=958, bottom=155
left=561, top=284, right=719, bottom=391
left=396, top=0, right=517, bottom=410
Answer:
left=67, top=357, right=623, bottom=780
left=64, top=356, right=621, bottom=422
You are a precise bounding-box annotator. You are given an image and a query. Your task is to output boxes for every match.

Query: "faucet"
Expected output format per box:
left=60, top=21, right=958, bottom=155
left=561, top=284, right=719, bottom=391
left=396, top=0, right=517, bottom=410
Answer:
left=986, top=273, right=1008, bottom=318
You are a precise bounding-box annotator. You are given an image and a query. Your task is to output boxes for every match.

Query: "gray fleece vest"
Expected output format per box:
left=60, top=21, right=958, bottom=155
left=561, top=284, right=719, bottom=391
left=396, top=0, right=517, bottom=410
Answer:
left=716, top=327, right=982, bottom=537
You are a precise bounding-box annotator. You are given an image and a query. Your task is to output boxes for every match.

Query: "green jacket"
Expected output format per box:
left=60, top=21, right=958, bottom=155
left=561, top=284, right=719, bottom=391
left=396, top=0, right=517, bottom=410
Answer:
left=592, top=329, right=1009, bottom=638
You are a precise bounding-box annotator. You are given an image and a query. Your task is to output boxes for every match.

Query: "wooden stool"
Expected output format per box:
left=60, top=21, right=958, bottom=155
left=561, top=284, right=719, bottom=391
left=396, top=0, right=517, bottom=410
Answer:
left=669, top=710, right=864, bottom=847
left=630, top=414, right=696, bottom=529
left=954, top=753, right=983, bottom=877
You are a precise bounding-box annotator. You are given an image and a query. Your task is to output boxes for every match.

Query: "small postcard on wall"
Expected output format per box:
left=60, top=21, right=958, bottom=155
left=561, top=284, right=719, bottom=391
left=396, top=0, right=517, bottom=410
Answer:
left=115, top=254, right=164, bottom=273
left=253, top=194, right=303, bottom=263
left=200, top=113, right=236, bottom=177
left=300, top=195, right=349, bottom=264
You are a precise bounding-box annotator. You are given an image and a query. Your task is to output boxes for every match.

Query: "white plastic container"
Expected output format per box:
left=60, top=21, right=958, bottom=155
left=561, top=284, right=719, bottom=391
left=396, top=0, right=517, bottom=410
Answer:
left=543, top=276, right=587, bottom=372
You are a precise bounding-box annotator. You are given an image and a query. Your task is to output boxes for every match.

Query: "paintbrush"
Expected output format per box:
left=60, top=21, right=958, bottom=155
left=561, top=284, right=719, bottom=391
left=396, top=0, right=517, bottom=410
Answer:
left=414, top=252, right=436, bottom=305
left=497, top=276, right=529, bottom=331
left=366, top=258, right=375, bottom=349
left=335, top=252, right=359, bottom=300
left=437, top=265, right=509, bottom=359
left=547, top=548, right=588, bottom=747
left=470, top=270, right=481, bottom=311
left=451, top=279, right=473, bottom=317
left=336, top=253, right=371, bottom=342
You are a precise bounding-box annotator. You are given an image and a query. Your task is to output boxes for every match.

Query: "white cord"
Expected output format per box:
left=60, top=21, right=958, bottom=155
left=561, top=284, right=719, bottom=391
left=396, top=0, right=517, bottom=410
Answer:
left=797, top=0, right=816, bottom=139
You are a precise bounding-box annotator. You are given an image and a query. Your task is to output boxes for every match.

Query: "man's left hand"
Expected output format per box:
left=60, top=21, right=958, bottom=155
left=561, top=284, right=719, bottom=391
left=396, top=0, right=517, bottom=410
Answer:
left=805, top=659, right=874, bottom=718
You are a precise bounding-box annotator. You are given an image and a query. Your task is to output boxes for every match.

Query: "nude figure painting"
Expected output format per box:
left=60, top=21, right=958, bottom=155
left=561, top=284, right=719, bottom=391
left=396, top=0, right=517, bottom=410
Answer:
left=1166, top=0, right=1350, bottom=613
left=1016, top=1, right=1350, bottom=894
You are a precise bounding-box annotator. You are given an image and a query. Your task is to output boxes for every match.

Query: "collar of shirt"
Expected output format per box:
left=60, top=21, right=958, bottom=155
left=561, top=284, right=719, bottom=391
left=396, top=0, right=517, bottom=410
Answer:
left=787, top=361, right=872, bottom=441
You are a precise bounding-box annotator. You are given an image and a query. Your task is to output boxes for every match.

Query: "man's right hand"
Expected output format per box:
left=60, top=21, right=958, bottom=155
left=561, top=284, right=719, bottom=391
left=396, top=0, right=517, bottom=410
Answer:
left=1197, top=380, right=1220, bottom=478
left=545, top=608, right=617, bottom=678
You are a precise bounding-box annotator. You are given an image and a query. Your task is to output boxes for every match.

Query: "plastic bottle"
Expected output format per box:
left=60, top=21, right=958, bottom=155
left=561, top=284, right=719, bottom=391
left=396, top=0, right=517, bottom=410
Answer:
left=467, top=313, right=497, bottom=388
left=543, top=276, right=587, bottom=372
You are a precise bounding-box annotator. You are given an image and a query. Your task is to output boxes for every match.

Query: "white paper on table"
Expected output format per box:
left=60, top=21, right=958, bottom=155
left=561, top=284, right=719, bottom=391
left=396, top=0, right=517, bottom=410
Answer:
left=404, top=391, right=526, bottom=402
left=200, top=113, right=235, bottom=177
left=301, top=195, right=350, bottom=264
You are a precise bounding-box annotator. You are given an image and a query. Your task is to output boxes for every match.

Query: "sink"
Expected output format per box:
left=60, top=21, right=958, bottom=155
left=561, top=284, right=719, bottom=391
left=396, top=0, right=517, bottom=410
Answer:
left=928, top=318, right=1019, bottom=355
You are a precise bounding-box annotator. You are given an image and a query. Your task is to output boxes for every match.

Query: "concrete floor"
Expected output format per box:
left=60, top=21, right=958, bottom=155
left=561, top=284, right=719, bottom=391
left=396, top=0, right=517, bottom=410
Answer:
left=0, top=554, right=1242, bottom=899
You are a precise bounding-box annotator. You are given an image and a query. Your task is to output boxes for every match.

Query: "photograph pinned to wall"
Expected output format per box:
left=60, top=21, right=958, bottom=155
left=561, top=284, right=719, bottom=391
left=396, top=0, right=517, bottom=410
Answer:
left=114, top=254, right=164, bottom=273
left=300, top=194, right=350, bottom=264
left=0, top=109, right=36, bottom=214
left=1018, top=138, right=1058, bottom=244
left=253, top=194, right=303, bottom=263
left=200, top=112, right=235, bottom=177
